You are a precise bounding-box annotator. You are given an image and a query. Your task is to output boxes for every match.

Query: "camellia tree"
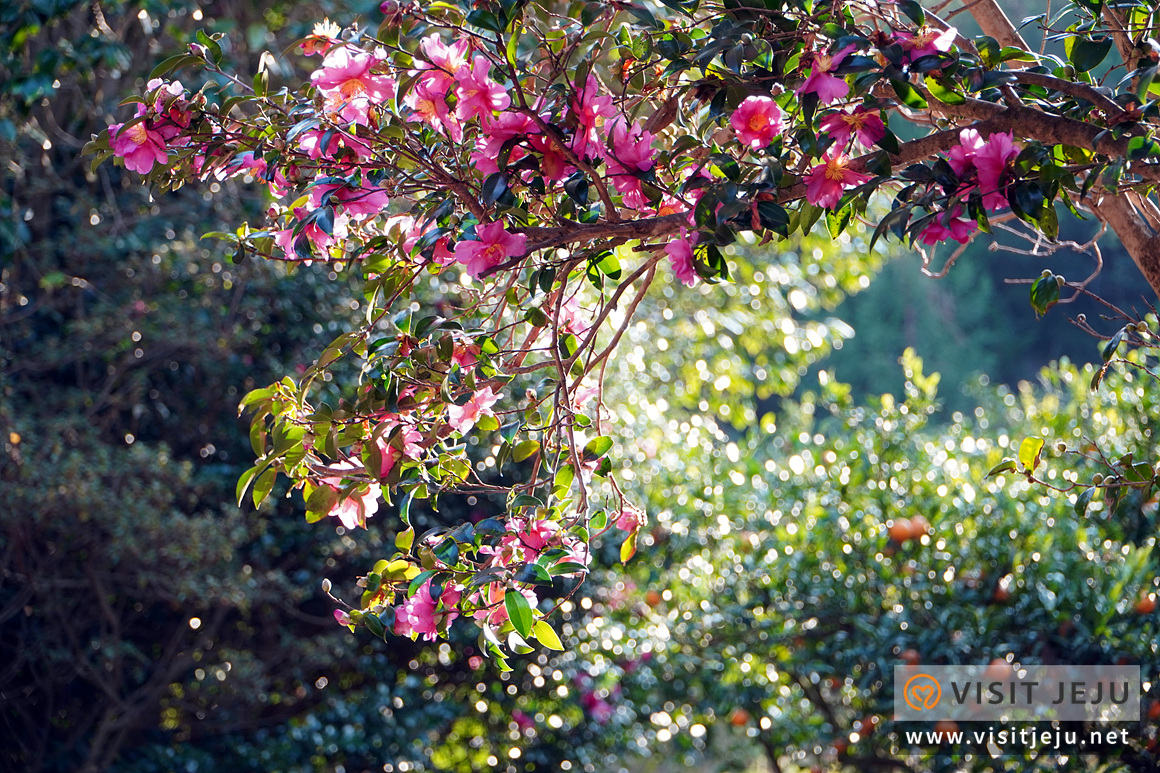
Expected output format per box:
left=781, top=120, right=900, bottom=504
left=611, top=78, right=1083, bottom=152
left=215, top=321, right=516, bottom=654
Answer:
left=88, top=0, right=1160, bottom=668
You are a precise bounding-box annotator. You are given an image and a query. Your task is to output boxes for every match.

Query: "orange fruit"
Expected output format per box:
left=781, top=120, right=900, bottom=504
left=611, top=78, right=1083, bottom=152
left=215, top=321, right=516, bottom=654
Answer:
left=888, top=519, right=914, bottom=543
left=900, top=648, right=921, bottom=666
left=984, top=658, right=1010, bottom=681
left=911, top=515, right=930, bottom=536
left=934, top=720, right=959, bottom=740
left=1136, top=592, right=1157, bottom=615
left=729, top=708, right=751, bottom=726
left=645, top=590, right=663, bottom=607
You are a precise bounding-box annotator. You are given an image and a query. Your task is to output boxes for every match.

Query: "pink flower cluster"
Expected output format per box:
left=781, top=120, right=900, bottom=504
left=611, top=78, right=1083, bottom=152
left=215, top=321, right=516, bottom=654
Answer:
left=401, top=34, right=509, bottom=142
left=107, top=79, right=190, bottom=174
left=311, top=46, right=397, bottom=126
left=918, top=128, right=1019, bottom=246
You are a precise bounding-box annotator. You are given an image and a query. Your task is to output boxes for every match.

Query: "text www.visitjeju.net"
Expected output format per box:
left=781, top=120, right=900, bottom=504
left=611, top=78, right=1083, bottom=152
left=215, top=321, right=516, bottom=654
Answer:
left=904, top=725, right=1133, bottom=752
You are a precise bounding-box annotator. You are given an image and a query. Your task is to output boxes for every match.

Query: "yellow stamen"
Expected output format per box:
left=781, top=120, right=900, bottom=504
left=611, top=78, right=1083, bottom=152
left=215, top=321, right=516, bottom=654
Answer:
left=126, top=123, right=149, bottom=145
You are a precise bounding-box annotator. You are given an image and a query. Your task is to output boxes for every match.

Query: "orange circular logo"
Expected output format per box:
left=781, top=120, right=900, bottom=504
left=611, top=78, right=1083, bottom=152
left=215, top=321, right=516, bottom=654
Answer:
left=904, top=673, right=942, bottom=711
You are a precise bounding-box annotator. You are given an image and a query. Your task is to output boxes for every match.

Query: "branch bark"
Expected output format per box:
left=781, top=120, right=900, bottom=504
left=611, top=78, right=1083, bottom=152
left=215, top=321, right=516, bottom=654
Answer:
left=967, top=0, right=1160, bottom=298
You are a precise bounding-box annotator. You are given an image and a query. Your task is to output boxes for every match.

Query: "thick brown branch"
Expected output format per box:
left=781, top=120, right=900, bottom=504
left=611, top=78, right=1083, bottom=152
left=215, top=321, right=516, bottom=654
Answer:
left=1090, top=196, right=1160, bottom=293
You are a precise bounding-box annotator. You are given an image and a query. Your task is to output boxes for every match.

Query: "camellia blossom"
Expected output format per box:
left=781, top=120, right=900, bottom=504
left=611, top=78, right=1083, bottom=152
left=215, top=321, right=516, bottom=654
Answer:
left=307, top=179, right=390, bottom=218
left=453, top=220, right=527, bottom=278
left=272, top=206, right=350, bottom=260
left=446, top=386, right=501, bottom=433
left=797, top=45, right=856, bottom=104
left=311, top=47, right=396, bottom=125
left=897, top=25, right=958, bottom=62
left=946, top=127, right=986, bottom=176
left=297, top=127, right=373, bottom=162
left=604, top=118, right=656, bottom=210
left=108, top=110, right=168, bottom=174
left=414, top=33, right=470, bottom=94
left=665, top=228, right=698, bottom=287
left=569, top=74, right=616, bottom=158
left=395, top=579, right=461, bottom=641
left=819, top=107, right=885, bottom=149
left=403, top=79, right=463, bottom=142
left=918, top=208, right=976, bottom=246
left=616, top=508, right=643, bottom=532
left=972, top=131, right=1019, bottom=210
left=454, top=56, right=510, bottom=121
left=321, top=462, right=381, bottom=530
left=730, top=96, right=784, bottom=149
left=804, top=153, right=872, bottom=209
left=377, top=422, right=423, bottom=478
left=471, top=111, right=537, bottom=175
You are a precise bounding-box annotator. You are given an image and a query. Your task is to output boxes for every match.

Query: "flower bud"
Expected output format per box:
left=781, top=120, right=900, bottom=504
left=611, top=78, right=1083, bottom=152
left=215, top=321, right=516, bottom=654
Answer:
left=322, top=578, right=332, bottom=593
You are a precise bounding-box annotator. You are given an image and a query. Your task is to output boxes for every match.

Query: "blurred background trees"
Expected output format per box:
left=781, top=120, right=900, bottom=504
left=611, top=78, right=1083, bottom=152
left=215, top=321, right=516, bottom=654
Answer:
left=3, top=0, right=1159, bottom=771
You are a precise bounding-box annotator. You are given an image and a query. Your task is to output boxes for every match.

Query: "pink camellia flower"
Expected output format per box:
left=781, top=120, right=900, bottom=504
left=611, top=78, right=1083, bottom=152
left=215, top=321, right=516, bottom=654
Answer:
left=972, top=131, right=1019, bottom=210
left=415, top=33, right=470, bottom=93
left=471, top=111, right=537, bottom=175
left=918, top=207, right=976, bottom=245
left=297, top=128, right=373, bottom=162
left=730, top=96, right=784, bottom=149
left=819, top=107, right=885, bottom=149
left=946, top=127, right=986, bottom=176
left=615, top=508, right=642, bottom=532
left=333, top=609, right=352, bottom=626
left=897, top=25, right=958, bottom=62
left=377, top=422, right=423, bottom=478
left=454, top=56, right=510, bottom=121
left=307, top=178, right=390, bottom=218
left=798, top=45, right=856, bottom=104
left=272, top=206, right=350, bottom=260
left=395, top=579, right=461, bottom=641
left=526, top=133, right=575, bottom=181
left=453, top=220, right=527, bottom=278
left=452, top=342, right=480, bottom=369
left=108, top=110, right=168, bottom=174
left=604, top=117, right=656, bottom=209
left=804, top=153, right=872, bottom=209
left=664, top=228, right=698, bottom=287
left=403, top=79, right=463, bottom=142
left=321, top=462, right=381, bottom=530
left=446, top=386, right=501, bottom=433
left=311, top=47, right=396, bottom=104
left=570, top=74, right=616, bottom=158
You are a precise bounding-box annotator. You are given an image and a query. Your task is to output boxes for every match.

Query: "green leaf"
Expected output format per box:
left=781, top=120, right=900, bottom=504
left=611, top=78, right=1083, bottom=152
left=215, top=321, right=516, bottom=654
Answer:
left=512, top=439, right=540, bottom=462
left=395, top=526, right=415, bottom=552
left=1018, top=437, right=1045, bottom=473
left=985, top=459, right=1017, bottom=478
left=620, top=530, right=638, bottom=563
left=1075, top=487, right=1094, bottom=516
left=514, top=563, right=553, bottom=585
left=504, top=589, right=533, bottom=638
left=236, top=465, right=259, bottom=507
left=481, top=172, right=509, bottom=207
left=1069, top=36, right=1114, bottom=72
left=890, top=78, right=928, bottom=109
left=1029, top=273, right=1060, bottom=317
left=1103, top=327, right=1127, bottom=362
left=924, top=76, right=965, bottom=105
left=897, top=0, right=925, bottom=25
left=533, top=619, right=564, bottom=650
left=252, top=468, right=276, bottom=508
left=305, top=485, right=339, bottom=522
left=363, top=613, right=386, bottom=638
left=582, top=436, right=613, bottom=462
